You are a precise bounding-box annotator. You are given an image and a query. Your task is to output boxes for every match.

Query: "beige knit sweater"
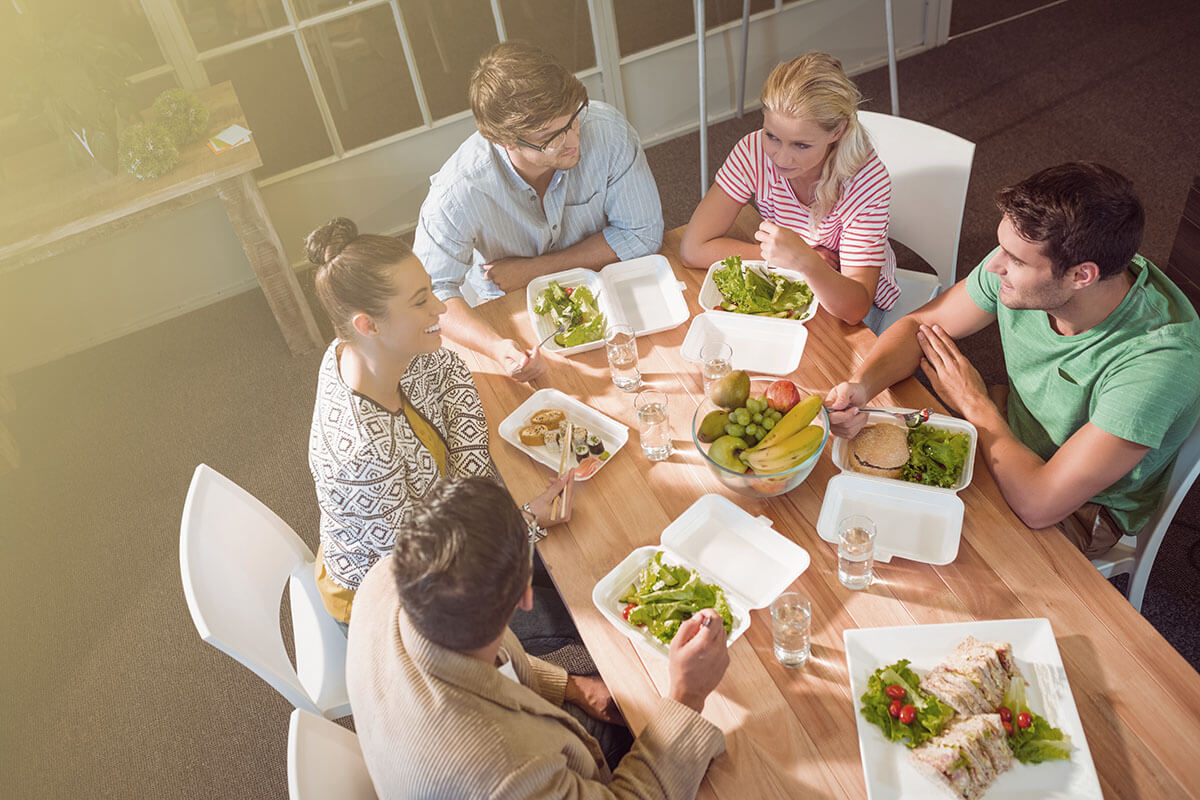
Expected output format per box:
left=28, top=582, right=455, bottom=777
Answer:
left=346, top=556, right=726, bottom=799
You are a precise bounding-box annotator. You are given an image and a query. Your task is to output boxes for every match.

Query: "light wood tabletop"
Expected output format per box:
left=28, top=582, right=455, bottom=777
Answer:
left=447, top=223, right=1200, bottom=799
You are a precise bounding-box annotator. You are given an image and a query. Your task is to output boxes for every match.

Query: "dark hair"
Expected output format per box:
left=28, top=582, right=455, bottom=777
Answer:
left=469, top=41, right=588, bottom=145
left=305, top=217, right=413, bottom=340
left=391, top=477, right=532, bottom=651
left=995, top=162, right=1144, bottom=280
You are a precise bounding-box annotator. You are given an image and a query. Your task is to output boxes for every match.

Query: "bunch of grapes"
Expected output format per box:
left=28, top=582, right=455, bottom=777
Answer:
left=723, top=396, right=784, bottom=444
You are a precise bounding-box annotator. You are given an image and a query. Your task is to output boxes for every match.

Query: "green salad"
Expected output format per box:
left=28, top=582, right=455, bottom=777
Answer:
left=1002, top=677, right=1072, bottom=763
left=860, top=659, right=956, bottom=748
left=902, top=425, right=971, bottom=488
left=532, top=280, right=606, bottom=348
left=618, top=551, right=734, bottom=645
left=712, top=255, right=814, bottom=319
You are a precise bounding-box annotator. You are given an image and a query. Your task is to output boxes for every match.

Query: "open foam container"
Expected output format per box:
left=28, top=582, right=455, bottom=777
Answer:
left=817, top=411, right=978, bottom=565
left=593, top=494, right=810, bottom=656
left=697, top=259, right=821, bottom=326
left=680, top=311, right=808, bottom=375
left=526, top=255, right=690, bottom=356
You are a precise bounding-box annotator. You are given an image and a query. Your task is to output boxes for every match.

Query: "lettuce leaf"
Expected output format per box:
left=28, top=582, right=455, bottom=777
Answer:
left=712, top=255, right=813, bottom=318
left=1001, top=677, right=1072, bottom=763
left=618, top=551, right=735, bottom=644
left=860, top=659, right=955, bottom=748
left=902, top=425, right=970, bottom=488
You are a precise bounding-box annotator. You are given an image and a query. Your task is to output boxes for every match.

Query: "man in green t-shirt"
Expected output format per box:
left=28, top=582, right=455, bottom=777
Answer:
left=827, top=162, right=1200, bottom=557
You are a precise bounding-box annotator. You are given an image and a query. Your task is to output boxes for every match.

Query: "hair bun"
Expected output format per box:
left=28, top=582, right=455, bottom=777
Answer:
left=305, top=217, right=359, bottom=266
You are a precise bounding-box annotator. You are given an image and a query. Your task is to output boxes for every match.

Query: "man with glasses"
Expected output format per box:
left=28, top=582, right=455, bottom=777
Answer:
left=413, top=41, right=663, bottom=382
left=346, top=477, right=729, bottom=796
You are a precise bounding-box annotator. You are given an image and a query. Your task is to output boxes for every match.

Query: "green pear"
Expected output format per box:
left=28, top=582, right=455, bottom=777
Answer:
left=698, top=410, right=731, bottom=443
left=709, top=369, right=750, bottom=410
left=707, top=434, right=750, bottom=473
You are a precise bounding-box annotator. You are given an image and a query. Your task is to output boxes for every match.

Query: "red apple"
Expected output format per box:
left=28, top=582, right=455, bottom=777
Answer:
left=765, top=379, right=801, bottom=413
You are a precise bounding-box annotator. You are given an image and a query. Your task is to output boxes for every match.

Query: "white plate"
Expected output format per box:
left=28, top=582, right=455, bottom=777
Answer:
left=844, top=619, right=1101, bottom=800
left=817, top=474, right=963, bottom=564
left=679, top=311, right=808, bottom=376
left=831, top=410, right=978, bottom=493
left=698, top=259, right=820, bottom=324
left=592, top=494, right=810, bottom=657
left=497, top=389, right=628, bottom=480
left=526, top=255, right=689, bottom=356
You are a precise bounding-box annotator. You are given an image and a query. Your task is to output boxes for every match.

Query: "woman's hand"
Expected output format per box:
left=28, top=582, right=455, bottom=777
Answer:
left=755, top=221, right=817, bottom=272
left=494, top=339, right=546, bottom=382
left=526, top=470, right=576, bottom=528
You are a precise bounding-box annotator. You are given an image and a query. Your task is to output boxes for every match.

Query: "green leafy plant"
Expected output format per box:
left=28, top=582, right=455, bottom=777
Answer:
left=0, top=14, right=139, bottom=173
left=119, top=123, right=179, bottom=180
left=153, top=89, right=209, bottom=146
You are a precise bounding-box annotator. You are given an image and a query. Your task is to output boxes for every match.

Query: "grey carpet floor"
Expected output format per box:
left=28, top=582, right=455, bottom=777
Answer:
left=3, top=0, right=1199, bottom=796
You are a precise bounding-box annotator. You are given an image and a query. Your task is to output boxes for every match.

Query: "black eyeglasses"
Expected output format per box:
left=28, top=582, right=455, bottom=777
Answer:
left=516, top=102, right=588, bottom=153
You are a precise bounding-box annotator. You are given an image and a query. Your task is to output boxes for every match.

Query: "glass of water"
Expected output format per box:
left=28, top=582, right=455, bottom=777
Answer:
left=604, top=324, right=642, bottom=392
left=634, top=389, right=672, bottom=461
left=770, top=591, right=811, bottom=667
left=699, top=341, right=733, bottom=393
left=838, top=514, right=876, bottom=590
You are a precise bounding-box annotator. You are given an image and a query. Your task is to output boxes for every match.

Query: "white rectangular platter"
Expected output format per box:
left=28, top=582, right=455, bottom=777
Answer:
left=844, top=618, right=1101, bottom=800
left=497, top=388, right=628, bottom=481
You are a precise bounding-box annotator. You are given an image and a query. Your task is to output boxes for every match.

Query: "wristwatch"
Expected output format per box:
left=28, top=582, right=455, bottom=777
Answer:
left=521, top=502, right=547, bottom=543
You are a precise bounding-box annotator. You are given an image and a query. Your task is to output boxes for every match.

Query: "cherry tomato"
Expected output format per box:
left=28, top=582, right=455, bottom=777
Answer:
left=997, top=705, right=1012, bottom=723
left=888, top=699, right=902, bottom=718
left=898, top=704, right=916, bottom=724
left=622, top=603, right=636, bottom=621
left=885, top=685, right=907, bottom=700
left=1002, top=721, right=1014, bottom=736
left=1016, top=712, right=1032, bottom=730
left=713, top=305, right=723, bottom=311
left=564, top=286, right=575, bottom=296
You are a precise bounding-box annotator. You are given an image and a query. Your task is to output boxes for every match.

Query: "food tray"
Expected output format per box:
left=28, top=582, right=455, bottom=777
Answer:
left=817, top=474, right=963, bottom=564
left=679, top=311, right=807, bottom=376
left=497, top=389, right=628, bottom=481
left=844, top=619, right=1101, bottom=800
left=830, top=410, right=978, bottom=493
left=592, top=494, right=810, bottom=656
left=698, top=259, right=820, bottom=325
left=526, top=255, right=690, bottom=356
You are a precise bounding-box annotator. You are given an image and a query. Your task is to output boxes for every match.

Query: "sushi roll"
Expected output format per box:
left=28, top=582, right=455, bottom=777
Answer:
left=587, top=433, right=604, bottom=455
left=543, top=428, right=563, bottom=453
left=571, top=425, right=589, bottom=449
left=573, top=442, right=590, bottom=463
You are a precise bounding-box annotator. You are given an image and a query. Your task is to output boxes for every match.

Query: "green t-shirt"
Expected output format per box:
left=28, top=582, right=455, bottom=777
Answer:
left=966, top=251, right=1200, bottom=533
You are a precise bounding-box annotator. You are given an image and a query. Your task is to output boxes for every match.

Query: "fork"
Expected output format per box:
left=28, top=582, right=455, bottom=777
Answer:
left=860, top=407, right=933, bottom=428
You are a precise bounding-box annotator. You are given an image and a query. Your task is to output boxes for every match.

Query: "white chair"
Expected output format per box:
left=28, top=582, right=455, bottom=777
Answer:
left=180, top=464, right=351, bottom=719
left=287, top=709, right=377, bottom=800
left=1092, top=418, right=1200, bottom=612
left=857, top=111, right=976, bottom=330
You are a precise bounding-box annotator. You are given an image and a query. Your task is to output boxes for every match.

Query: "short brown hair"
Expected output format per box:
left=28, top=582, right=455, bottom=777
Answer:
left=391, top=477, right=532, bottom=651
left=996, top=162, right=1144, bottom=280
left=468, top=41, right=588, bottom=145
left=305, top=217, right=412, bottom=340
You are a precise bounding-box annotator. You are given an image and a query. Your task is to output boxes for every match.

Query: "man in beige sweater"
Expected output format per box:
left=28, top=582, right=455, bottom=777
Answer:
left=346, top=476, right=729, bottom=798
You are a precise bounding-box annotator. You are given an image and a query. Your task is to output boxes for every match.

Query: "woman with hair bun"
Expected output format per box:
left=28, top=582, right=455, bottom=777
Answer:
left=680, top=52, right=900, bottom=331
left=305, top=218, right=572, bottom=629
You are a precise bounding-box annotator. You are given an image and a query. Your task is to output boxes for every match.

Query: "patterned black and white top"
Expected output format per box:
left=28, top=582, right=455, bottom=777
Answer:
left=308, top=342, right=498, bottom=590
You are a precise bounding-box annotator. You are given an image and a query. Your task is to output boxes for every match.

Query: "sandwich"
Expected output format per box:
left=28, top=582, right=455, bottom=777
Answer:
left=849, top=423, right=910, bottom=478
left=920, top=637, right=1022, bottom=716
left=910, top=714, right=1014, bottom=799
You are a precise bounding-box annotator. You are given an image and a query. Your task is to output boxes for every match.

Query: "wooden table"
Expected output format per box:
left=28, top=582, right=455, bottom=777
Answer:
left=0, top=81, right=323, bottom=357
left=449, top=224, right=1200, bottom=798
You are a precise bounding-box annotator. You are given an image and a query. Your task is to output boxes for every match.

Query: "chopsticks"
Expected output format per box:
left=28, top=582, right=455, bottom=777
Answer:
left=551, top=422, right=573, bottom=520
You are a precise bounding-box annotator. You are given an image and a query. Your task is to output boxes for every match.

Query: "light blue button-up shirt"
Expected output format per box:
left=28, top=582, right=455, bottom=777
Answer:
left=412, top=101, right=663, bottom=303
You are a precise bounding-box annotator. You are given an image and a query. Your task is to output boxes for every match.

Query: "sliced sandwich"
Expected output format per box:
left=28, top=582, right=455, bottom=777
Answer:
left=910, top=714, right=1013, bottom=799
left=849, top=423, right=910, bottom=478
left=921, top=637, right=1022, bottom=717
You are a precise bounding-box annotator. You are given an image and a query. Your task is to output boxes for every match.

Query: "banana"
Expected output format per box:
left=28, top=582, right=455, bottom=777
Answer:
left=743, top=425, right=824, bottom=473
left=753, top=394, right=822, bottom=451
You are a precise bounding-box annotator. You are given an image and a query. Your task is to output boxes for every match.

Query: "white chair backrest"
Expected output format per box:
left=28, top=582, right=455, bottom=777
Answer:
left=857, top=111, right=975, bottom=293
left=288, top=709, right=378, bottom=800
left=180, top=464, right=346, bottom=716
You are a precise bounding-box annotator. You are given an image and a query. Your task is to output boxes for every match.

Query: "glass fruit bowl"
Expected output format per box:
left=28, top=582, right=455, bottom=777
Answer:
left=691, top=377, right=830, bottom=498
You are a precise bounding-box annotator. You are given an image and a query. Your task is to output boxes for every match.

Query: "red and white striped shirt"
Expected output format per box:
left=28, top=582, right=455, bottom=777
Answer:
left=715, top=130, right=900, bottom=310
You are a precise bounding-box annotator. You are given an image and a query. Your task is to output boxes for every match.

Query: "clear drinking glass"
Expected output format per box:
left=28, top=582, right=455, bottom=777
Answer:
left=699, top=341, right=733, bottom=393
left=635, top=389, right=672, bottom=461
left=838, top=514, right=876, bottom=590
left=604, top=324, right=642, bottom=391
left=770, top=591, right=811, bottom=667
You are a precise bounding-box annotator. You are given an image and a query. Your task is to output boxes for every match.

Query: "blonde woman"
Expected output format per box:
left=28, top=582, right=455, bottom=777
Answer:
left=680, top=52, right=900, bottom=331
left=305, top=218, right=572, bottom=629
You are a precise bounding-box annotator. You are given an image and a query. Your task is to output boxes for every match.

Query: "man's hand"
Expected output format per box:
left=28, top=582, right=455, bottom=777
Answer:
left=667, top=609, right=730, bottom=713
left=565, top=674, right=624, bottom=725
left=525, top=470, right=575, bottom=528
left=484, top=256, right=539, bottom=293
left=825, top=382, right=872, bottom=439
left=754, top=221, right=814, bottom=272
left=494, top=339, right=547, bottom=382
left=916, top=324, right=991, bottom=418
